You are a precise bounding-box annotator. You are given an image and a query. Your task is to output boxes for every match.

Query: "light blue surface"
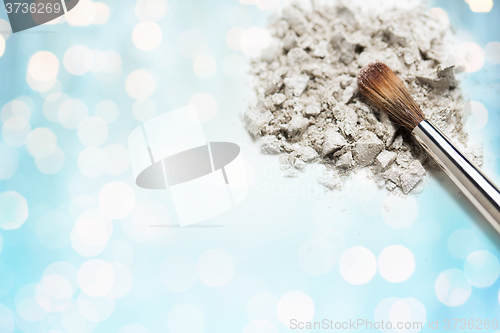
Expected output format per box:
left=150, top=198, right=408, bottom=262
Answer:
left=0, top=0, right=499, bottom=332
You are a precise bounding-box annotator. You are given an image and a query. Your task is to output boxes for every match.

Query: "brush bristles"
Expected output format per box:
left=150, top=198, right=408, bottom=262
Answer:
left=357, top=62, right=425, bottom=131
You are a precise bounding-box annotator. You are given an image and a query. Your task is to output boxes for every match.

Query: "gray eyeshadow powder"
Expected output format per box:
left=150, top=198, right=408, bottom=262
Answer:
left=244, top=1, right=483, bottom=194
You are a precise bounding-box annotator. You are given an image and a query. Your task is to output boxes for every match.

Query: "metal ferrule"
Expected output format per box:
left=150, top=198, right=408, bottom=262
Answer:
left=412, top=120, right=500, bottom=234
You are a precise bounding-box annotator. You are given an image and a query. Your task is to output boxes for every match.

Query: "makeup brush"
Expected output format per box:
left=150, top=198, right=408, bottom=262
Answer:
left=357, top=62, right=500, bottom=234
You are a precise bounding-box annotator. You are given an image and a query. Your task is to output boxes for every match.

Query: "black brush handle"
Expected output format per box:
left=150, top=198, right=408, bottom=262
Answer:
left=413, top=120, right=500, bottom=234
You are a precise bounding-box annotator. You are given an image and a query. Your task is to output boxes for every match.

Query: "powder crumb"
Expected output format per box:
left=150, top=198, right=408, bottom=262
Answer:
left=288, top=114, right=310, bottom=137
left=354, top=131, right=384, bottom=167
left=323, top=129, right=348, bottom=156
left=305, top=103, right=321, bottom=116
left=336, top=151, right=353, bottom=169
left=292, top=143, right=319, bottom=162
left=260, top=135, right=282, bottom=154
left=318, top=169, right=342, bottom=190
left=244, top=0, right=482, bottom=194
left=376, top=150, right=397, bottom=171
left=271, top=93, right=287, bottom=105
left=284, top=74, right=310, bottom=97
left=464, top=142, right=484, bottom=167
left=400, top=160, right=426, bottom=194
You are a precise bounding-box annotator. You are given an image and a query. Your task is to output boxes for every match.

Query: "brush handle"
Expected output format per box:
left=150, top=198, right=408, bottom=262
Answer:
left=412, top=120, right=500, bottom=234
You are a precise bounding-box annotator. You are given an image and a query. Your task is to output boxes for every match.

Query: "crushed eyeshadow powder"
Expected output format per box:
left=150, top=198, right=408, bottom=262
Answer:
left=244, top=0, right=483, bottom=194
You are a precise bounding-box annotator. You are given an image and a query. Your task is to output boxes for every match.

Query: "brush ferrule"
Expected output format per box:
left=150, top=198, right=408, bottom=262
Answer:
left=412, top=120, right=500, bottom=232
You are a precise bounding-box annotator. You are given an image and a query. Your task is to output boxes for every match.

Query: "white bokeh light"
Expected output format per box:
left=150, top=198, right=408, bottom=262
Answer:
left=277, top=291, right=314, bottom=327
left=381, top=194, right=418, bottom=229
left=66, top=0, right=97, bottom=26
left=455, top=42, right=485, bottom=73
left=256, top=0, right=280, bottom=10
left=43, top=92, right=68, bottom=123
left=70, top=209, right=112, bottom=257
left=428, top=7, right=449, bottom=29
left=1, top=99, right=31, bottom=123
left=93, top=2, right=110, bottom=24
left=28, top=51, right=59, bottom=82
left=36, top=274, right=74, bottom=313
left=0, top=20, right=10, bottom=40
left=78, top=146, right=108, bottom=178
left=104, top=144, right=130, bottom=175
left=127, top=201, right=174, bottom=244
left=468, top=0, right=494, bottom=12
left=98, top=182, right=136, bottom=219
left=465, top=101, right=488, bottom=131
left=193, top=55, right=216, bottom=78
left=103, top=50, right=122, bottom=74
left=188, top=93, right=217, bottom=122
left=64, top=45, right=94, bottom=75
left=464, top=250, right=500, bottom=287
left=447, top=228, right=481, bottom=259
left=120, top=323, right=152, bottom=333
left=132, top=22, right=163, bottom=51
left=240, top=27, right=272, bottom=58
left=59, top=99, right=89, bottom=129
left=435, top=269, right=471, bottom=307
left=0, top=143, right=18, bottom=180
left=339, top=246, right=377, bottom=285
left=77, top=291, right=115, bottom=322
left=485, top=41, right=500, bottom=65
left=0, top=191, right=28, bottom=230
left=1, top=117, right=31, bottom=147
left=72, top=208, right=113, bottom=250
left=243, top=320, right=279, bottom=333
left=61, top=303, right=97, bottom=333
left=126, top=70, right=156, bottom=100
left=35, top=146, right=65, bottom=175
left=0, top=35, right=4, bottom=58
left=161, top=255, right=197, bottom=292
left=375, top=297, right=426, bottom=333
left=312, top=226, right=347, bottom=258
left=102, top=240, right=134, bottom=266
left=95, top=100, right=119, bottom=124
left=197, top=249, right=235, bottom=287
left=389, top=298, right=426, bottom=333
left=225, top=27, right=244, bottom=50
left=78, top=259, right=115, bottom=297
left=132, top=99, right=156, bottom=122
left=44, top=262, right=79, bottom=294
left=27, top=127, right=57, bottom=159
left=298, top=237, right=336, bottom=275
left=108, top=262, right=133, bottom=299
left=78, top=117, right=109, bottom=147
left=168, top=304, right=205, bottom=333
left=246, top=292, right=279, bottom=323
left=177, top=29, right=207, bottom=58
left=39, top=79, right=62, bottom=98
left=15, top=284, right=48, bottom=322
left=378, top=245, right=416, bottom=283
left=26, top=73, right=56, bottom=92
left=135, top=0, right=169, bottom=21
